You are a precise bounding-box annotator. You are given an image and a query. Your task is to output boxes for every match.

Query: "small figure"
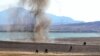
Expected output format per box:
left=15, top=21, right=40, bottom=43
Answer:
left=69, top=46, right=72, bottom=52
left=35, top=49, right=39, bottom=53
left=45, top=49, right=48, bottom=53
left=83, top=42, right=86, bottom=45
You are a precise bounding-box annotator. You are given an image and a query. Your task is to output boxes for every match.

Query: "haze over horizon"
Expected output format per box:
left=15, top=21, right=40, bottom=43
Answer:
left=0, top=0, right=100, bottom=22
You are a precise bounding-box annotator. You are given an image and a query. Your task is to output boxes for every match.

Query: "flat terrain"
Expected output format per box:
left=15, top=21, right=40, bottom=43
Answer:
left=55, top=37, right=100, bottom=45
left=0, top=37, right=100, bottom=56
left=0, top=51, right=100, bottom=56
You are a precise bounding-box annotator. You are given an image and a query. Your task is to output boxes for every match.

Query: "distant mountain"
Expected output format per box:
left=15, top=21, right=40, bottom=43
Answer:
left=50, top=21, right=100, bottom=32
left=0, top=7, right=82, bottom=25
left=2, top=7, right=100, bottom=33
left=48, top=14, right=82, bottom=25
left=0, top=7, right=100, bottom=32
left=0, top=7, right=34, bottom=25
left=0, top=7, right=35, bottom=31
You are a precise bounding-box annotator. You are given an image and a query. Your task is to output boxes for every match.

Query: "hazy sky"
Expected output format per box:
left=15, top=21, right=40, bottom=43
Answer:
left=0, top=0, right=100, bottom=22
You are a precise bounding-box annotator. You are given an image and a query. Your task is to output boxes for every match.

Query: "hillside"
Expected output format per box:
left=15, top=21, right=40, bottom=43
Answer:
left=48, top=14, right=82, bottom=25
left=0, top=7, right=81, bottom=25
left=0, top=7, right=82, bottom=31
left=0, top=7, right=100, bottom=32
left=50, top=21, right=100, bottom=32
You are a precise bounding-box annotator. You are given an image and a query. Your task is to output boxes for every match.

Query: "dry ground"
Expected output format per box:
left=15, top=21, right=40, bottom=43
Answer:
left=0, top=51, right=100, bottom=56
left=55, top=37, right=100, bottom=45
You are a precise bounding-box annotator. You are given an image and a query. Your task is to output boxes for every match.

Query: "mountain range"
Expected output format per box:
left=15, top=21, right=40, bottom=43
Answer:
left=0, top=7, right=100, bottom=32
left=0, top=7, right=82, bottom=25
left=50, top=21, right=100, bottom=32
left=47, top=14, right=82, bottom=25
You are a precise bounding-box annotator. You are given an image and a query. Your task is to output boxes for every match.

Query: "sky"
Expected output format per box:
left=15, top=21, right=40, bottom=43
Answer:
left=0, top=0, right=100, bottom=22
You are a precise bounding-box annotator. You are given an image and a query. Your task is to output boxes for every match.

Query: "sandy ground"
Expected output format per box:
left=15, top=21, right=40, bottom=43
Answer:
left=54, top=37, right=100, bottom=45
left=0, top=51, right=100, bottom=56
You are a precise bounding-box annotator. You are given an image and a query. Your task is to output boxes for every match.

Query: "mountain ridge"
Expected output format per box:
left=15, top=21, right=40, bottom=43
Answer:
left=0, top=7, right=100, bottom=32
left=50, top=21, right=100, bottom=32
left=0, top=7, right=82, bottom=25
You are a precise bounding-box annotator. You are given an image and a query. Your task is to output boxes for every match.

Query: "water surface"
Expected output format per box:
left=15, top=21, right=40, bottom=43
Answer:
left=0, top=32, right=100, bottom=41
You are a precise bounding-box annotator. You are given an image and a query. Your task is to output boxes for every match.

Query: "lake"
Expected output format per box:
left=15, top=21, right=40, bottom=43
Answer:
left=0, top=32, right=100, bottom=41
left=49, top=33, right=100, bottom=39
